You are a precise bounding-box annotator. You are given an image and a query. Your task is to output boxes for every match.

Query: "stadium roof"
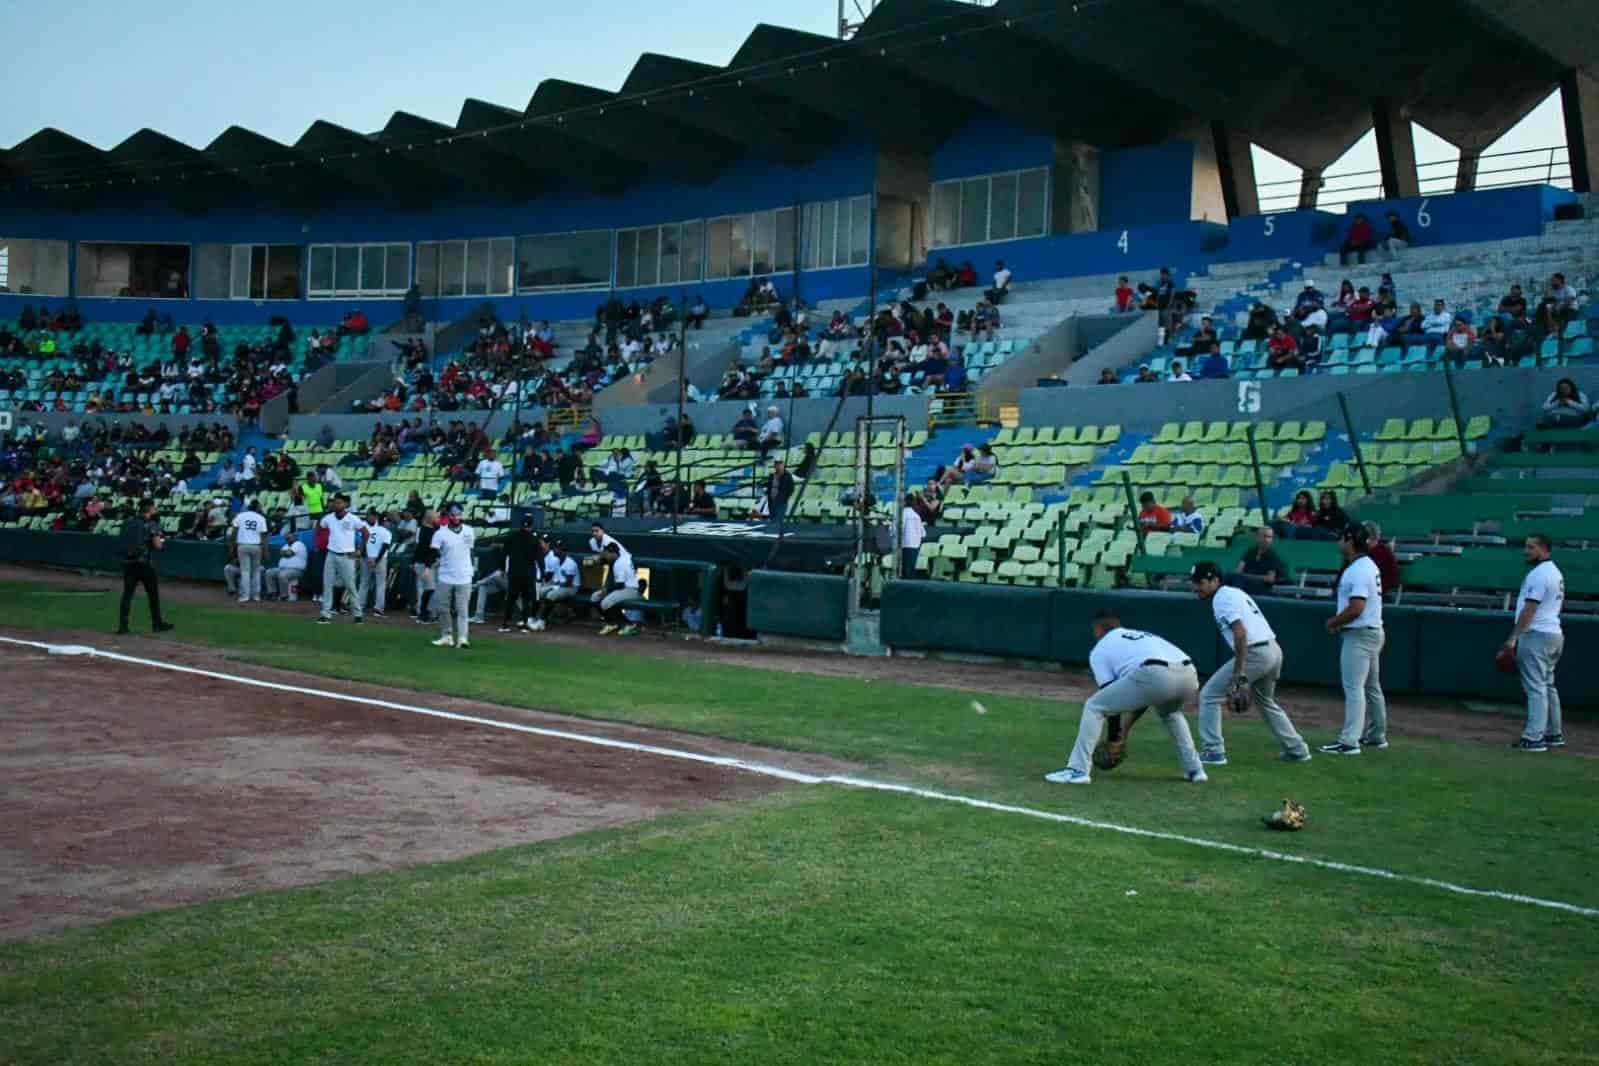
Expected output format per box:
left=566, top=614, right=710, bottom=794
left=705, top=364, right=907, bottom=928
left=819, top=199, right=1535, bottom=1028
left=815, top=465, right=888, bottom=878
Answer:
left=2, top=0, right=1591, bottom=209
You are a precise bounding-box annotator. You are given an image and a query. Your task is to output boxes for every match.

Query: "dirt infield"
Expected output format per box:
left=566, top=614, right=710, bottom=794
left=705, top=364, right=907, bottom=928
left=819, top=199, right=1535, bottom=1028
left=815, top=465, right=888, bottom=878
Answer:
left=0, top=643, right=838, bottom=940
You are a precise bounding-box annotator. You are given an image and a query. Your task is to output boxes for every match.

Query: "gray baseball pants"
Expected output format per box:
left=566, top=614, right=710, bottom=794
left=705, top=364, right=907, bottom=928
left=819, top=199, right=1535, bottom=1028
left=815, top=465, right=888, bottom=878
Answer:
left=1198, top=640, right=1308, bottom=757
left=438, top=582, right=472, bottom=643
left=321, top=553, right=362, bottom=621
left=1067, top=662, right=1202, bottom=778
left=1517, top=631, right=1564, bottom=741
left=1336, top=627, right=1387, bottom=747
left=359, top=556, right=388, bottom=612
left=236, top=545, right=263, bottom=602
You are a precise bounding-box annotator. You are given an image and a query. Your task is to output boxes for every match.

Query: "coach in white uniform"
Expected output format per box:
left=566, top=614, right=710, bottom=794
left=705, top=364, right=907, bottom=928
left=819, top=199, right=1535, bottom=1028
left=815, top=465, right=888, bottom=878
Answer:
left=229, top=500, right=268, bottom=603
left=359, top=508, right=393, bottom=616
left=265, top=537, right=308, bottom=600
left=318, top=494, right=370, bottom=625
left=1505, top=534, right=1565, bottom=751
left=1320, top=525, right=1387, bottom=755
left=431, top=508, right=476, bottom=648
left=1190, top=562, right=1311, bottom=764
left=1045, top=608, right=1207, bottom=785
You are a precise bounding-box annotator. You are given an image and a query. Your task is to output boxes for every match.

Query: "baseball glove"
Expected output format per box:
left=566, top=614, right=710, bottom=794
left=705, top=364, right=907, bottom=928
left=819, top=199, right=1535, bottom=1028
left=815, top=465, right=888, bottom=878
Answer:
left=1262, top=798, right=1307, bottom=831
left=1226, top=677, right=1252, bottom=715
left=1092, top=740, right=1126, bottom=771
left=1495, top=645, right=1518, bottom=675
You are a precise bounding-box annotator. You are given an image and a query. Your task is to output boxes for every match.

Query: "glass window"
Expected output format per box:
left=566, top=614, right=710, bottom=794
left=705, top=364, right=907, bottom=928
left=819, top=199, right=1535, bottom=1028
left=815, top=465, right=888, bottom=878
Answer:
left=615, top=230, right=638, bottom=289
left=268, top=246, right=301, bottom=299
left=416, top=242, right=439, bottom=298
left=682, top=220, right=703, bottom=283
left=309, top=246, right=334, bottom=294
left=706, top=218, right=733, bottom=280
left=515, top=230, right=612, bottom=292
left=990, top=173, right=1019, bottom=242
left=798, top=196, right=869, bottom=269
left=1017, top=169, right=1048, bottom=237
left=751, top=211, right=775, bottom=276
left=488, top=238, right=514, bottom=296
left=849, top=196, right=870, bottom=265
left=932, top=183, right=959, bottom=248
left=636, top=226, right=660, bottom=287
left=385, top=244, right=410, bottom=294
left=415, top=240, right=505, bottom=298
left=440, top=241, right=465, bottom=297
left=0, top=239, right=68, bottom=296
left=192, top=244, right=230, bottom=300
left=333, top=246, right=360, bottom=294
left=360, top=245, right=387, bottom=293
left=464, top=238, right=490, bottom=297
left=75, top=243, right=191, bottom=299
left=729, top=217, right=751, bottom=279
left=305, top=243, right=407, bottom=298
left=775, top=207, right=795, bottom=272
left=960, top=178, right=989, bottom=246
left=659, top=224, right=681, bottom=285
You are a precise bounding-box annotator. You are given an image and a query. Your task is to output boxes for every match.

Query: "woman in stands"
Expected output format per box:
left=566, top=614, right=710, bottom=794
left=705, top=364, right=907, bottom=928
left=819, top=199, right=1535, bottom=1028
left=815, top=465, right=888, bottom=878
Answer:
left=1539, top=378, right=1592, bottom=428
left=1313, top=491, right=1352, bottom=539
left=1280, top=490, right=1316, bottom=539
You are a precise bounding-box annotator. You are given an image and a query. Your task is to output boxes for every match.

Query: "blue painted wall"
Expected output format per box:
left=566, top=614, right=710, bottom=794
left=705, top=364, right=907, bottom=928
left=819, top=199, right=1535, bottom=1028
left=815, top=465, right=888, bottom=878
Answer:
left=1207, top=208, right=1344, bottom=265
left=1099, top=142, right=1194, bottom=230
left=1343, top=184, right=1577, bottom=249
left=929, top=115, right=1056, bottom=182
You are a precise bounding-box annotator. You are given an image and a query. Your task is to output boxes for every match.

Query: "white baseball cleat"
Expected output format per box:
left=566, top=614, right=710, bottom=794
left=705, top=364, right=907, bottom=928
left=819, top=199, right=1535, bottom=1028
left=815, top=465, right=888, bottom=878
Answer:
left=1044, top=768, right=1091, bottom=785
left=431, top=636, right=455, bottom=647
left=1185, top=768, right=1209, bottom=783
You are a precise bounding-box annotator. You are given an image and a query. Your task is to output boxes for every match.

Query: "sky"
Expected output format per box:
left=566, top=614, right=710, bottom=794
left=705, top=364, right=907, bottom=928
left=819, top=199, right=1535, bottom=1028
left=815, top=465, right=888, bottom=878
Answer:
left=1, top=0, right=1572, bottom=206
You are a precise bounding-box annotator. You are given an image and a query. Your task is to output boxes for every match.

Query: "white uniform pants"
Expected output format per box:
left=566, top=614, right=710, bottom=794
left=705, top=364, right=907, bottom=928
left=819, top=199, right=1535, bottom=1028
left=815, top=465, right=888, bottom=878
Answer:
left=1517, top=630, right=1564, bottom=740
left=1197, top=641, right=1307, bottom=757
left=1067, top=663, right=1201, bottom=777
left=1336, top=628, right=1387, bottom=747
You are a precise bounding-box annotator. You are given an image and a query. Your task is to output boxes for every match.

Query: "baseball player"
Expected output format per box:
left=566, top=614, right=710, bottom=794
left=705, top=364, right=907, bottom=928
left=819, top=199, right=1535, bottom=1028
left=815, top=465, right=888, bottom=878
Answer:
left=317, top=494, right=369, bottom=625
left=1044, top=608, right=1207, bottom=785
left=431, top=506, right=476, bottom=648
left=594, top=542, right=643, bottom=636
left=264, top=536, right=308, bottom=600
left=228, top=499, right=268, bottom=604
left=1319, top=524, right=1388, bottom=755
left=1190, top=562, right=1312, bottom=765
left=358, top=508, right=393, bottom=616
left=532, top=539, right=580, bottom=630
left=1505, top=534, right=1565, bottom=752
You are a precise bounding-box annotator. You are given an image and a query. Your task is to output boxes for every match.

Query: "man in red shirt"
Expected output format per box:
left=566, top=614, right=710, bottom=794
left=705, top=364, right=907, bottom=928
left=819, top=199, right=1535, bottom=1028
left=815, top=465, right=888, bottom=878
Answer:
left=1266, top=326, right=1302, bottom=370
left=1137, top=492, right=1173, bottom=532
left=1340, top=213, right=1376, bottom=266
left=1363, top=521, right=1400, bottom=592
left=1345, top=286, right=1375, bottom=325
left=1114, top=276, right=1136, bottom=313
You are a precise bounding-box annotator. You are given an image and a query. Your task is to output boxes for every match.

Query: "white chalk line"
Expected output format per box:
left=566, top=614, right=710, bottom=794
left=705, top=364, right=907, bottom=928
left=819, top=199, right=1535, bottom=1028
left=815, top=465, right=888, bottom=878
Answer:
left=4, top=634, right=1595, bottom=920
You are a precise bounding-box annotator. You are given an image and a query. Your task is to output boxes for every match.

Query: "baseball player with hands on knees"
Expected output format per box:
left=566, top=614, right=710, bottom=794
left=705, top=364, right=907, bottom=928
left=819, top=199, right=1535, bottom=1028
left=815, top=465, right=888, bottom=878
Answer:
left=1319, top=524, right=1388, bottom=755
left=1045, top=609, right=1208, bottom=785
left=1189, top=562, right=1312, bottom=765
left=1505, top=534, right=1565, bottom=752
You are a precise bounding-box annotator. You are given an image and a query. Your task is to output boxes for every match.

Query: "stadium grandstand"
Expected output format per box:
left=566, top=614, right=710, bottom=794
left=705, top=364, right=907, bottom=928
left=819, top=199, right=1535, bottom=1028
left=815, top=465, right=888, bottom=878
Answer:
left=1, top=0, right=1597, bottom=686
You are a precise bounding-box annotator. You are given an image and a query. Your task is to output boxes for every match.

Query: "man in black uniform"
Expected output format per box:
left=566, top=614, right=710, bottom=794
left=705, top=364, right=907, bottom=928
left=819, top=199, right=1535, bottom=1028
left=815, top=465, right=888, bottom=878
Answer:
left=497, top=517, right=545, bottom=633
left=118, top=498, right=175, bottom=635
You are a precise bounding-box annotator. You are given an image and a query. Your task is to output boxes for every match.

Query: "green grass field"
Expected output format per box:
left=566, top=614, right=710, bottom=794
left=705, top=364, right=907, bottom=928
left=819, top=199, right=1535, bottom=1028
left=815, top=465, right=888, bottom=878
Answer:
left=2, top=580, right=1597, bottom=1064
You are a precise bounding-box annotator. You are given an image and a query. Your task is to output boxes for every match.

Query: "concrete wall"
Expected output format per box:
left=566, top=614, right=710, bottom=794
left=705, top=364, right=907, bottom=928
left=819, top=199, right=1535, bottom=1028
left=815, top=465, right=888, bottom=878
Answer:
left=283, top=409, right=545, bottom=443
left=316, top=362, right=399, bottom=415
left=1021, top=364, right=1599, bottom=435
left=598, top=394, right=930, bottom=442
left=6, top=411, right=238, bottom=436
left=1059, top=313, right=1161, bottom=386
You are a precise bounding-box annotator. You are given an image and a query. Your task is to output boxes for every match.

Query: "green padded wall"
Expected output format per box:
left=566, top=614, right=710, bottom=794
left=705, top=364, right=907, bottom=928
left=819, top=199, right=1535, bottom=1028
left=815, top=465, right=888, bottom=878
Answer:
left=747, top=571, right=849, bottom=642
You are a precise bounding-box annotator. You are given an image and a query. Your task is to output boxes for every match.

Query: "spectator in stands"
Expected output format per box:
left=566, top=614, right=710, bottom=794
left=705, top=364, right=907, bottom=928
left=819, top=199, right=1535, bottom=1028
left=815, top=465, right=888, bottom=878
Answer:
left=1243, top=302, right=1277, bottom=341
left=938, top=444, right=979, bottom=488
left=1538, top=272, right=1579, bottom=337
left=956, top=261, right=978, bottom=287
left=969, top=445, right=997, bottom=481
left=1137, top=491, right=1172, bottom=532
left=1137, top=268, right=1175, bottom=312
left=1197, top=347, right=1231, bottom=380
left=1097, top=368, right=1120, bottom=385
left=1333, top=279, right=1356, bottom=310
left=1363, top=521, right=1400, bottom=593
left=1380, top=302, right=1426, bottom=350
left=971, top=299, right=1000, bottom=343
left=1421, top=299, right=1453, bottom=342
left=1382, top=211, right=1411, bottom=259
left=1171, top=496, right=1205, bottom=534
left=1135, top=364, right=1160, bottom=383
left=1539, top=378, right=1592, bottom=428
left=1295, top=281, right=1325, bottom=316
left=1114, top=276, right=1136, bottom=313
left=910, top=480, right=942, bottom=526
left=1266, top=325, right=1302, bottom=371
left=927, top=257, right=955, bottom=291
left=1444, top=317, right=1478, bottom=367
left=1345, top=286, right=1376, bottom=331
left=1499, top=283, right=1530, bottom=322
left=900, top=493, right=926, bottom=577
left=1477, top=316, right=1510, bottom=366
left=688, top=480, right=717, bottom=518
left=986, top=260, right=1013, bottom=305
left=732, top=407, right=759, bottom=449
left=763, top=459, right=795, bottom=521
left=1313, top=490, right=1351, bottom=538
left=1339, top=213, right=1376, bottom=265
left=1169, top=360, right=1193, bottom=382
left=1235, top=525, right=1288, bottom=595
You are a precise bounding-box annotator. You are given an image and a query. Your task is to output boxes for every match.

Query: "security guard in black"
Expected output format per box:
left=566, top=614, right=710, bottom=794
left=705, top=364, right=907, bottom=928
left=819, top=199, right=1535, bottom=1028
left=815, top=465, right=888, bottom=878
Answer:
left=118, top=498, right=173, bottom=634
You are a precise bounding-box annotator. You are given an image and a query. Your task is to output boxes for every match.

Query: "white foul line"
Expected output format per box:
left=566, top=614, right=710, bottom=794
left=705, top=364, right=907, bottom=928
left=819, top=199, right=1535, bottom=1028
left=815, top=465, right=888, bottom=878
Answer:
left=4, top=635, right=1595, bottom=920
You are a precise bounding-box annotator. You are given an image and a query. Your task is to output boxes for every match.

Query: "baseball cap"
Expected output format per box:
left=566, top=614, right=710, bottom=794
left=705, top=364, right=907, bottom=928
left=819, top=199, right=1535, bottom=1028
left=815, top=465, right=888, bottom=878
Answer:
left=1190, top=561, right=1223, bottom=582
left=519, top=514, right=533, bottom=528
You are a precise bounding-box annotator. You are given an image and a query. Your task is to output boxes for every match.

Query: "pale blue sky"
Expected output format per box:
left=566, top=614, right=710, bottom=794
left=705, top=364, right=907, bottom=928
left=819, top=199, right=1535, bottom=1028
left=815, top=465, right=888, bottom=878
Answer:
left=2, top=0, right=1571, bottom=205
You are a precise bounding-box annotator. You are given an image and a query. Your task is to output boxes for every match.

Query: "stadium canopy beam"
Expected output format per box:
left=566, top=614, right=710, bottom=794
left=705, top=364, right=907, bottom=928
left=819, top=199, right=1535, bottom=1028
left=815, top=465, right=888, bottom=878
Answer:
left=453, top=98, right=638, bottom=196
left=730, top=24, right=971, bottom=151
left=203, top=127, right=353, bottom=212
left=295, top=120, right=458, bottom=208
left=1560, top=69, right=1599, bottom=194
left=1372, top=98, right=1420, bottom=200
left=857, top=0, right=1170, bottom=148
left=377, top=111, right=549, bottom=203
left=104, top=128, right=247, bottom=212
left=4, top=128, right=115, bottom=209
left=619, top=54, right=835, bottom=165
left=524, top=79, right=744, bottom=181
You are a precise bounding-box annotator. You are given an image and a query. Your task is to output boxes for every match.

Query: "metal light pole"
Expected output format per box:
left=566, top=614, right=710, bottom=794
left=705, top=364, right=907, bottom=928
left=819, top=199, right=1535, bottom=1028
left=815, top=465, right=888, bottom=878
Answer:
left=671, top=287, right=688, bottom=534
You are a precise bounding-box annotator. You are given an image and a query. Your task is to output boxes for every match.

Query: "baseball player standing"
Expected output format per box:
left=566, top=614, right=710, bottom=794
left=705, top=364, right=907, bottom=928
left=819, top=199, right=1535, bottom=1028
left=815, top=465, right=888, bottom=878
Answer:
left=358, top=508, right=393, bottom=616
left=1505, top=534, right=1565, bottom=752
left=1319, top=525, right=1388, bottom=755
left=1190, top=562, right=1312, bottom=765
left=431, top=507, right=476, bottom=648
left=229, top=499, right=268, bottom=604
left=317, top=494, right=369, bottom=625
left=1044, top=608, right=1207, bottom=785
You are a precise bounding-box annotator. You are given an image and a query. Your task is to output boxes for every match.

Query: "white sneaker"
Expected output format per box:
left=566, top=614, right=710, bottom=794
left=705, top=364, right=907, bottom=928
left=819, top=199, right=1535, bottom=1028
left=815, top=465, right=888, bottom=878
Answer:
left=457, top=641, right=471, bottom=649
left=1186, top=768, right=1209, bottom=783
left=431, top=636, right=455, bottom=647
left=1044, top=768, right=1091, bottom=785
left=529, top=619, right=546, bottom=631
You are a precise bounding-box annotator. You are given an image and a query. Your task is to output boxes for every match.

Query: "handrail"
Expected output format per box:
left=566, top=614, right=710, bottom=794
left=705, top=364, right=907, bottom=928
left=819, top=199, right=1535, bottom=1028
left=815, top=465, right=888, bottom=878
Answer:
left=1255, top=143, right=1571, bottom=211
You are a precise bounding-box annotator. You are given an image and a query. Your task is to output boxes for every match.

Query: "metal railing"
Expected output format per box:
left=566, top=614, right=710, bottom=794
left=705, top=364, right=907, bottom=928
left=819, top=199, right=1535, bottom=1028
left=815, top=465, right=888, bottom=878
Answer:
left=1257, top=144, right=1572, bottom=213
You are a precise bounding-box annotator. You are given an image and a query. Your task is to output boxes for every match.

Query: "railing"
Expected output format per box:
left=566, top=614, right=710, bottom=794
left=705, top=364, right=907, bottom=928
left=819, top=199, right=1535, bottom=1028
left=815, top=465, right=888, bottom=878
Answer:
left=1257, top=144, right=1572, bottom=214
left=545, top=405, right=591, bottom=432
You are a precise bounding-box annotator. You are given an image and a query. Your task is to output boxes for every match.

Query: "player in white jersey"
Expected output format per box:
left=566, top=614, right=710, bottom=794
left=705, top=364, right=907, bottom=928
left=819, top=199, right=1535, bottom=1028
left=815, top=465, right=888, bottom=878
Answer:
left=1504, top=534, right=1565, bottom=751
left=227, top=500, right=268, bottom=603
left=1189, top=562, right=1311, bottom=764
left=1044, top=609, right=1207, bottom=785
left=1319, top=525, right=1388, bottom=755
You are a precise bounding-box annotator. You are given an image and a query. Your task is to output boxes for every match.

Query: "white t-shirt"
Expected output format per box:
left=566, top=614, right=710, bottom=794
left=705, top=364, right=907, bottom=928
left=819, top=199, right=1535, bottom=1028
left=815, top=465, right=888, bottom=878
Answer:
left=1516, top=560, right=1564, bottom=635
left=476, top=458, right=505, bottom=492
left=544, top=552, right=579, bottom=587
left=1336, top=555, right=1383, bottom=629
left=993, top=267, right=1012, bottom=289
left=608, top=553, right=640, bottom=589
left=589, top=532, right=621, bottom=555
left=364, top=524, right=393, bottom=560
left=760, top=417, right=784, bottom=442
left=1171, top=509, right=1205, bottom=534
left=231, top=510, right=267, bottom=546
left=901, top=507, right=926, bottom=550
left=1211, top=586, right=1275, bottom=644
left=433, top=524, right=476, bottom=585
left=241, top=453, right=257, bottom=477
left=279, top=539, right=308, bottom=571
left=1088, top=628, right=1190, bottom=686
left=320, top=511, right=370, bottom=554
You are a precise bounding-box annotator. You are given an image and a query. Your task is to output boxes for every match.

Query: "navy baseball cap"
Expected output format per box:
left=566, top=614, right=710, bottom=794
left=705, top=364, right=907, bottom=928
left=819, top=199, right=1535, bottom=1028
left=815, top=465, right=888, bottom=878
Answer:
left=1190, top=561, right=1223, bottom=582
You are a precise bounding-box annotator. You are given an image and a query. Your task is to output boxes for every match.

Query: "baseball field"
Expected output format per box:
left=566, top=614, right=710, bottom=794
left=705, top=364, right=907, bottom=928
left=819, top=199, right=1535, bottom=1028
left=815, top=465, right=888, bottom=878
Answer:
left=1, top=570, right=1596, bottom=1065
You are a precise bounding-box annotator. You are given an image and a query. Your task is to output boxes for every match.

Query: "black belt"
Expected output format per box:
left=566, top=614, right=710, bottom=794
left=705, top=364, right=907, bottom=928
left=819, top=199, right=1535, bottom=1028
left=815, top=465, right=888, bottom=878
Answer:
left=1142, top=659, right=1193, bottom=668
left=1249, top=640, right=1273, bottom=648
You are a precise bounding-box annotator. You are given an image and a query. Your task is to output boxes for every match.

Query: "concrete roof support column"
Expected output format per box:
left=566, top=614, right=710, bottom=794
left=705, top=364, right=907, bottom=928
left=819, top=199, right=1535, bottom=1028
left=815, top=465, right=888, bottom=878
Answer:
left=1455, top=151, right=1480, bottom=193
left=1373, top=98, right=1420, bottom=199
left=1559, top=67, right=1599, bottom=193
left=1297, top=167, right=1323, bottom=210
left=1210, top=120, right=1260, bottom=219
